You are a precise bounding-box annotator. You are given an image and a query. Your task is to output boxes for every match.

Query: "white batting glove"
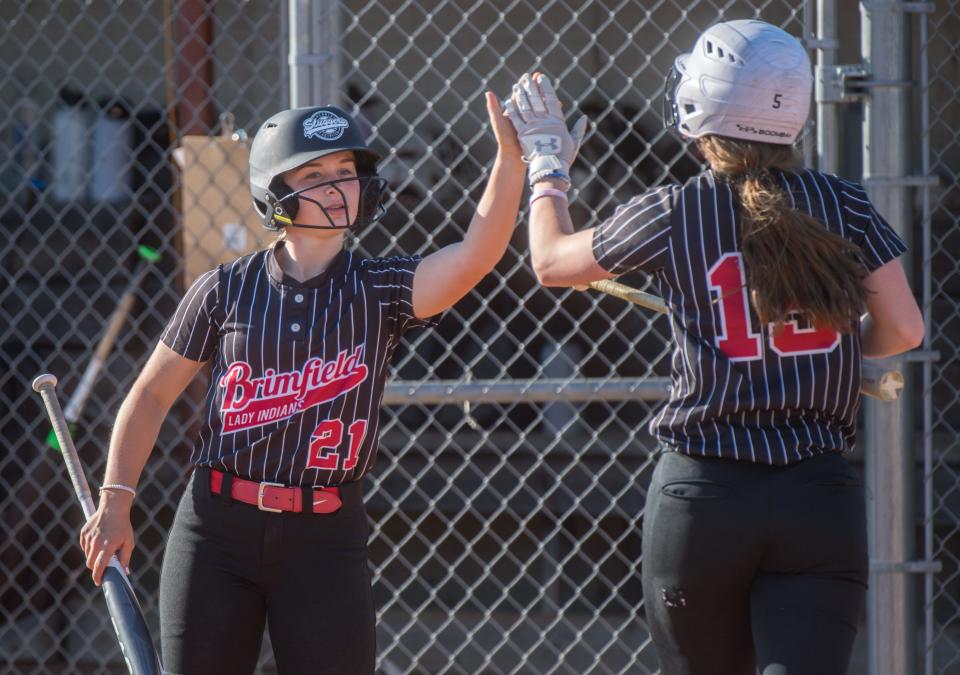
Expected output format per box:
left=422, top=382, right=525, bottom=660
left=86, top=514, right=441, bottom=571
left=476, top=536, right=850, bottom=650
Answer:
left=505, top=73, right=588, bottom=189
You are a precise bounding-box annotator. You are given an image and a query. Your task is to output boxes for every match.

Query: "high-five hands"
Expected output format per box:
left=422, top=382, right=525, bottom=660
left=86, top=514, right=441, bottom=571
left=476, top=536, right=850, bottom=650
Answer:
left=505, top=72, right=587, bottom=189
left=485, top=92, right=523, bottom=161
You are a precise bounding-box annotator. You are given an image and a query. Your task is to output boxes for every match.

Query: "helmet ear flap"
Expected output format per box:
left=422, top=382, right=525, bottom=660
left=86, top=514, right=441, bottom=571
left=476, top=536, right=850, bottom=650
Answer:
left=268, top=176, right=298, bottom=223
left=252, top=197, right=278, bottom=231
left=355, top=154, right=377, bottom=177
left=356, top=176, right=386, bottom=228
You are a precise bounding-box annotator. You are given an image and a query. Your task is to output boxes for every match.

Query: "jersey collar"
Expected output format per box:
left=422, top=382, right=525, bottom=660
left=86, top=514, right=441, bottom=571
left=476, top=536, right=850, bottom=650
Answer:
left=266, top=240, right=354, bottom=289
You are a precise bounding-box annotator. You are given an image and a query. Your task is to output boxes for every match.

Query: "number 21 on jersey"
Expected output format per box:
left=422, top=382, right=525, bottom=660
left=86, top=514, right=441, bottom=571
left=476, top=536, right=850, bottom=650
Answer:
left=307, top=419, right=367, bottom=471
left=707, top=253, right=840, bottom=361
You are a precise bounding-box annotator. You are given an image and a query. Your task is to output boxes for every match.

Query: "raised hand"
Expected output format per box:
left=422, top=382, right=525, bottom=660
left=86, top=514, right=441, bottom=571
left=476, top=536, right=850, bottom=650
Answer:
left=486, top=92, right=523, bottom=161
left=504, top=72, right=587, bottom=189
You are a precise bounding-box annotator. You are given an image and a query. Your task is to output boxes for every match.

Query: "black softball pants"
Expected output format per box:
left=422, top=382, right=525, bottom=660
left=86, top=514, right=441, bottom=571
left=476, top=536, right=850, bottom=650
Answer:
left=641, top=451, right=868, bottom=675
left=159, top=467, right=375, bottom=675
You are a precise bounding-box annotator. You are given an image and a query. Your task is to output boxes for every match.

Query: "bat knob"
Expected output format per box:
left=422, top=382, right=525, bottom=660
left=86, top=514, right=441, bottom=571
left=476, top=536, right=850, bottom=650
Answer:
left=880, top=371, right=905, bottom=400
left=32, top=373, right=58, bottom=392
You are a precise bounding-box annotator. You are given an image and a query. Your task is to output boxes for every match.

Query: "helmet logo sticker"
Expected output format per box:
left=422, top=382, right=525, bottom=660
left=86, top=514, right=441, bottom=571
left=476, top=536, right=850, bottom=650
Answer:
left=303, top=110, right=349, bottom=141
left=734, top=123, right=791, bottom=139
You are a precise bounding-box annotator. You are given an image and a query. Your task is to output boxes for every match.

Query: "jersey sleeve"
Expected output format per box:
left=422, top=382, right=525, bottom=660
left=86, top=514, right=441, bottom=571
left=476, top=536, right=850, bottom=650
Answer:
left=160, top=267, right=220, bottom=362
left=365, top=255, right=440, bottom=338
left=838, top=180, right=908, bottom=272
left=591, top=185, right=674, bottom=275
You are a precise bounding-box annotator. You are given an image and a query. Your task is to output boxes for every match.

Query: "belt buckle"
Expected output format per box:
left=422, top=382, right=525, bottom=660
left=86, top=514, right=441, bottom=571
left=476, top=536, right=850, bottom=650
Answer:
left=257, top=481, right=286, bottom=512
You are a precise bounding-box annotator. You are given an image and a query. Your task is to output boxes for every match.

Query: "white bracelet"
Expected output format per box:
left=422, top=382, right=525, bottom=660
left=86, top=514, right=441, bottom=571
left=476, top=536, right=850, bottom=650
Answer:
left=100, top=483, right=137, bottom=497
left=529, top=188, right=569, bottom=208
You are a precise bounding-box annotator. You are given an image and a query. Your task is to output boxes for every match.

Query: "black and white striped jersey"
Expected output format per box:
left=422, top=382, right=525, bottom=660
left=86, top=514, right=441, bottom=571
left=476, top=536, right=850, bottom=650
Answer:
left=160, top=241, right=438, bottom=486
left=592, top=169, right=907, bottom=465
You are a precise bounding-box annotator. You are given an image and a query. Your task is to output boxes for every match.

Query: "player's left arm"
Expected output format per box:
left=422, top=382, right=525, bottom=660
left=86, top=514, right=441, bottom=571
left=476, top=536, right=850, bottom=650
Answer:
left=411, top=92, right=525, bottom=319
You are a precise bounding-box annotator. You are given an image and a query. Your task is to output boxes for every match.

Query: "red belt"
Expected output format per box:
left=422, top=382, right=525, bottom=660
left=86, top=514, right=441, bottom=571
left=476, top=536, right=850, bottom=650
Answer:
left=209, top=469, right=342, bottom=514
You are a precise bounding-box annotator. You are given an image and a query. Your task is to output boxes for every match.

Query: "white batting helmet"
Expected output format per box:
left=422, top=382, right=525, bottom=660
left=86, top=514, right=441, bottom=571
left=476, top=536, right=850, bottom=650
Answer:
left=663, top=20, right=813, bottom=145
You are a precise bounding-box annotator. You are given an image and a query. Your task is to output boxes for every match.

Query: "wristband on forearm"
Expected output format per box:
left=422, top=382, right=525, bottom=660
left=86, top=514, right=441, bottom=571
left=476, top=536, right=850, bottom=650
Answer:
left=99, top=483, right=137, bottom=497
left=530, top=168, right=571, bottom=189
left=529, top=188, right=569, bottom=208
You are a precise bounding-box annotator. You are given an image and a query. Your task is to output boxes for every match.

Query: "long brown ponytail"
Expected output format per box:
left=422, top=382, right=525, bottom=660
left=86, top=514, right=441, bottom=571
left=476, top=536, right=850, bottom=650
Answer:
left=696, top=135, right=868, bottom=334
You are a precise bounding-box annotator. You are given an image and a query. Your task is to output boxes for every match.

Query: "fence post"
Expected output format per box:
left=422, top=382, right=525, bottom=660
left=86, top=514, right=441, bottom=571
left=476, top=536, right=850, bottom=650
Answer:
left=861, top=2, right=915, bottom=674
left=815, top=0, right=840, bottom=173
left=288, top=0, right=340, bottom=107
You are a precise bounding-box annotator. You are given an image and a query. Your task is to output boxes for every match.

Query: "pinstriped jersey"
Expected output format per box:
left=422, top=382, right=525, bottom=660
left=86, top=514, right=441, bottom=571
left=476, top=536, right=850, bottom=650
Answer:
left=160, top=241, right=438, bottom=486
left=592, top=169, right=907, bottom=465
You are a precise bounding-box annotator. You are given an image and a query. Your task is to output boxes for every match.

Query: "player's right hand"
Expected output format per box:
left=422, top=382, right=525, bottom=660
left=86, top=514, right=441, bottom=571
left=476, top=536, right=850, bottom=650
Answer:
left=504, top=72, right=587, bottom=188
left=80, top=494, right=135, bottom=586
left=485, top=91, right=523, bottom=161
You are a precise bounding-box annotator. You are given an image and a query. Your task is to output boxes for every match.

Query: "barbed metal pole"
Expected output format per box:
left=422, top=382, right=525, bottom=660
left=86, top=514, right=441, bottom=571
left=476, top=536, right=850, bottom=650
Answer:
left=861, top=2, right=914, bottom=673
left=288, top=0, right=340, bottom=107
left=917, top=6, right=934, bottom=674
left=801, top=1, right=814, bottom=168
left=815, top=0, right=840, bottom=173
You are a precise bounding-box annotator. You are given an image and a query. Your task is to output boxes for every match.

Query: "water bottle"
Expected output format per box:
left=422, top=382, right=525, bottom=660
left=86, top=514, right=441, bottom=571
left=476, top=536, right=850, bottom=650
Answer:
left=52, top=88, right=89, bottom=202
left=91, top=98, right=132, bottom=203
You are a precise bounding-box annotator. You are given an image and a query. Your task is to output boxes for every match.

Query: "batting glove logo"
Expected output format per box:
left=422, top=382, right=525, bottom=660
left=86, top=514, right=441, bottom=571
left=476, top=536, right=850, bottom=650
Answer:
left=504, top=73, right=587, bottom=188
left=303, top=111, right=349, bottom=141
left=533, top=136, right=561, bottom=154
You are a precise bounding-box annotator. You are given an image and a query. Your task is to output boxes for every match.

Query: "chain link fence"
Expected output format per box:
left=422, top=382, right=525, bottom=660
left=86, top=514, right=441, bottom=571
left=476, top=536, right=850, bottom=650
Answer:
left=0, top=1, right=956, bottom=674
left=922, top=1, right=960, bottom=672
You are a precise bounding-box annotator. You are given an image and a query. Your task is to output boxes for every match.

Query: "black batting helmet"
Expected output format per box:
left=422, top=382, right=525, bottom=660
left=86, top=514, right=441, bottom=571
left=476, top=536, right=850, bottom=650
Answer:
left=249, top=106, right=386, bottom=231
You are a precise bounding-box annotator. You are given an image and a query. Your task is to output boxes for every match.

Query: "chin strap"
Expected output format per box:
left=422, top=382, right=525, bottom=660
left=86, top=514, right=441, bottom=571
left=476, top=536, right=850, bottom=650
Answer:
left=287, top=221, right=353, bottom=231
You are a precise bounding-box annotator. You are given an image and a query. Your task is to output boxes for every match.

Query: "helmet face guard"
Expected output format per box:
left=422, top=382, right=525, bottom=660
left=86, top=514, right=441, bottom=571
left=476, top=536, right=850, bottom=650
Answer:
left=250, top=105, right=387, bottom=232
left=262, top=173, right=388, bottom=232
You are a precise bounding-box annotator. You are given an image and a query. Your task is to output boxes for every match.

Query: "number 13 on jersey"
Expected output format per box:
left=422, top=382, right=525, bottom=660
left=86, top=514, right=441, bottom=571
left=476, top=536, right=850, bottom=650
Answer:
left=707, top=253, right=840, bottom=361
left=307, top=419, right=367, bottom=471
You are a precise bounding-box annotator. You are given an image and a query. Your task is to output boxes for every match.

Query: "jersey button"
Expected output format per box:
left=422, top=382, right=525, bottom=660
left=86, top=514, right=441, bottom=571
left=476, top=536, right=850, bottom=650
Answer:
left=291, top=323, right=301, bottom=332
left=294, top=293, right=304, bottom=303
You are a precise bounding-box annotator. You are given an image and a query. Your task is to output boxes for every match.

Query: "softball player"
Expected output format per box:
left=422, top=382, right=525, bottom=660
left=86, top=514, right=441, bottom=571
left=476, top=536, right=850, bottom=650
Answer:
left=508, top=21, right=924, bottom=675
left=79, top=98, right=523, bottom=674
